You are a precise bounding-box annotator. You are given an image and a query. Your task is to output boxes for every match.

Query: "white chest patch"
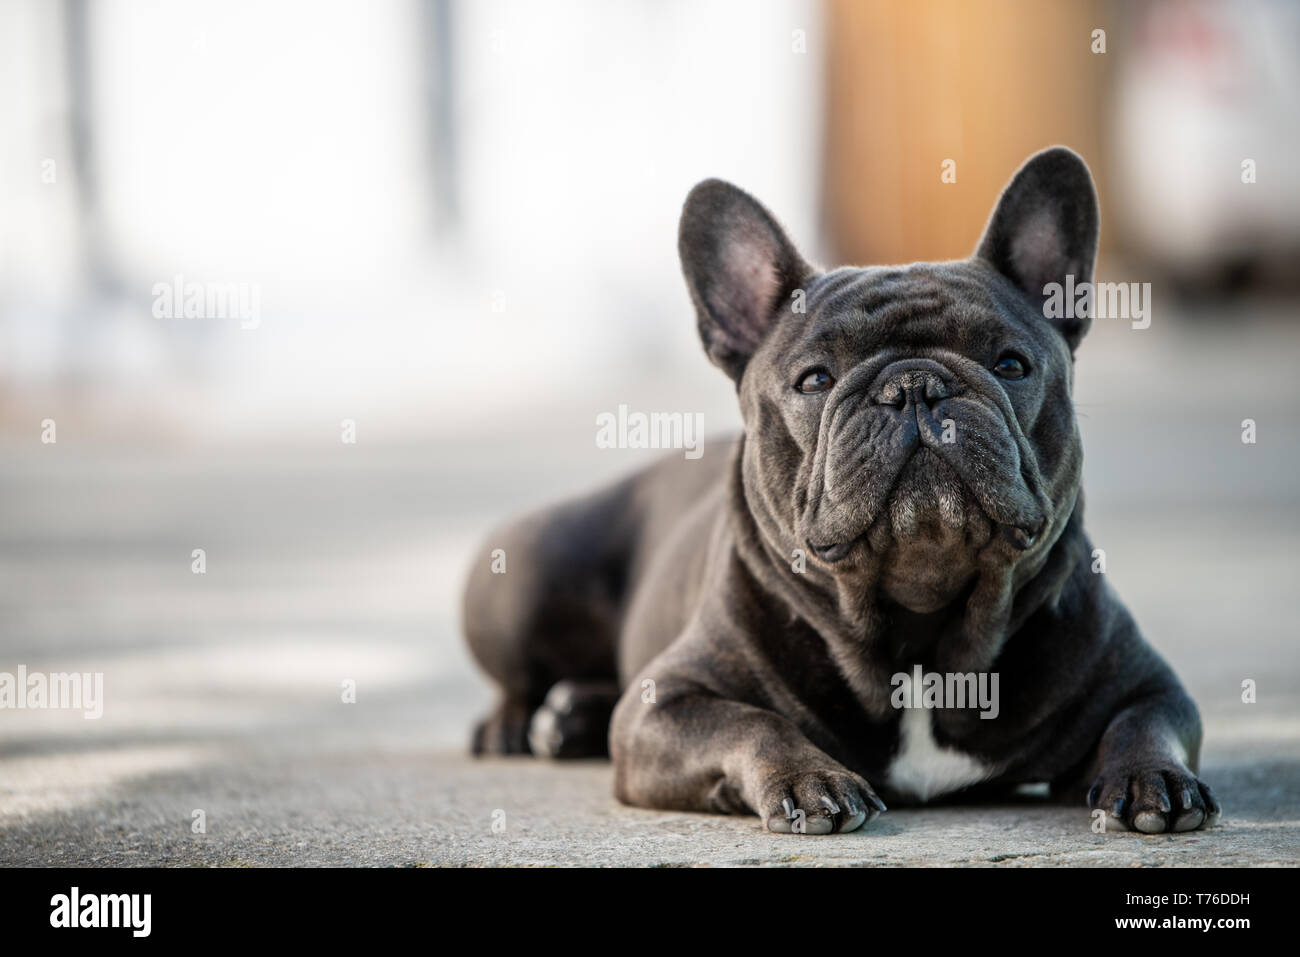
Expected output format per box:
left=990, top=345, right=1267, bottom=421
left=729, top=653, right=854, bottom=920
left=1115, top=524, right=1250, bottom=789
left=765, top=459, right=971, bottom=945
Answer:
left=886, top=706, right=995, bottom=803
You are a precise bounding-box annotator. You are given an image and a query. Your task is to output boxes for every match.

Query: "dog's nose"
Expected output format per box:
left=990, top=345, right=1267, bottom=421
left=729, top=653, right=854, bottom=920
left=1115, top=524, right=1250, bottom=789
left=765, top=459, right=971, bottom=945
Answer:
left=872, top=368, right=951, bottom=410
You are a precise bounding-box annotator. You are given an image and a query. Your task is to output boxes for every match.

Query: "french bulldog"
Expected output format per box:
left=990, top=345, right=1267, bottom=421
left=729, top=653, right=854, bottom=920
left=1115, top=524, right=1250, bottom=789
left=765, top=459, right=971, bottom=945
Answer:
left=462, top=147, right=1220, bottom=836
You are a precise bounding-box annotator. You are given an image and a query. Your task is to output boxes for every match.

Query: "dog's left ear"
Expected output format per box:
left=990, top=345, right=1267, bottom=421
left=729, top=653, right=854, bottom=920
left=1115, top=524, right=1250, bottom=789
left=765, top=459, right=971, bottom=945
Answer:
left=976, top=147, right=1099, bottom=350
left=679, top=180, right=813, bottom=383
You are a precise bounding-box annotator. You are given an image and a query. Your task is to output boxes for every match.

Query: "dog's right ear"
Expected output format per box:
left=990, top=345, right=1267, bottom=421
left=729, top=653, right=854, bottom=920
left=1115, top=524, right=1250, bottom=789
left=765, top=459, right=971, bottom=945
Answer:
left=679, top=180, right=813, bottom=384
left=975, top=147, right=1099, bottom=351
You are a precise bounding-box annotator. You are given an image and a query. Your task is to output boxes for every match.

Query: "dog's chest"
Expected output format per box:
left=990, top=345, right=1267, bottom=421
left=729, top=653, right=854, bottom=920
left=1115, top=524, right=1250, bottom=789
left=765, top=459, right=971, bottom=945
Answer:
left=884, top=706, right=995, bottom=803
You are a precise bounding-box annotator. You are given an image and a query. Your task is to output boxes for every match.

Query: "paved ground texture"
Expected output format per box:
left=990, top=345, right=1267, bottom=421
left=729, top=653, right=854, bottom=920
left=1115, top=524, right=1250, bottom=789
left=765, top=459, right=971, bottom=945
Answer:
left=1, top=310, right=1299, bottom=866
left=3, top=750, right=1297, bottom=867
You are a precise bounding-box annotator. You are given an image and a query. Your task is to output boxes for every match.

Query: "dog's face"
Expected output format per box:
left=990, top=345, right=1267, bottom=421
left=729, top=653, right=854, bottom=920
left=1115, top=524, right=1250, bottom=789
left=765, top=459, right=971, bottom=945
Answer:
left=680, top=148, right=1099, bottom=614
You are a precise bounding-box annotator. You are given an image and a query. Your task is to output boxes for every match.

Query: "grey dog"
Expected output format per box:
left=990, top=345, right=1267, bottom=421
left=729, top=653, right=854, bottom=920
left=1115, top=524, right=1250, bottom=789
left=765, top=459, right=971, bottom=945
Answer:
left=462, top=147, right=1220, bottom=836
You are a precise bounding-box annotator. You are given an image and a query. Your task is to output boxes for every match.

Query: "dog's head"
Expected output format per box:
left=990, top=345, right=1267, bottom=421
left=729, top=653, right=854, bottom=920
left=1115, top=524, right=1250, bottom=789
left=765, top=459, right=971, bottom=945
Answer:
left=680, top=148, right=1098, bottom=617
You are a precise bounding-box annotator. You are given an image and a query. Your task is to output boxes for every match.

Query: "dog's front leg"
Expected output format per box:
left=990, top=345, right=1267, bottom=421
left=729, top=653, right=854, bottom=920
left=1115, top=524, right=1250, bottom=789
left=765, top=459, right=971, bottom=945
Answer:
left=1086, top=685, right=1221, bottom=833
left=610, top=677, right=885, bottom=834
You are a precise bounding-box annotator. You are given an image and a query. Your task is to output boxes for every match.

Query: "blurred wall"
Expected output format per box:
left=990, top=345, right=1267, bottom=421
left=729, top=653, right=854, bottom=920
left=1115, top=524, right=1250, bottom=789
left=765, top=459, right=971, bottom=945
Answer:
left=2, top=0, right=1296, bottom=452
left=0, top=0, right=825, bottom=445
left=822, top=0, right=1105, bottom=266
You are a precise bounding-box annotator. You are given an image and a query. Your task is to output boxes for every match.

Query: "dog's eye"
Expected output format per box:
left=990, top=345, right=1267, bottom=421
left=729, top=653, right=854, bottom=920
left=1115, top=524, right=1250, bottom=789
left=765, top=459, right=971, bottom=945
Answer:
left=993, top=354, right=1028, bottom=379
left=796, top=369, right=835, bottom=394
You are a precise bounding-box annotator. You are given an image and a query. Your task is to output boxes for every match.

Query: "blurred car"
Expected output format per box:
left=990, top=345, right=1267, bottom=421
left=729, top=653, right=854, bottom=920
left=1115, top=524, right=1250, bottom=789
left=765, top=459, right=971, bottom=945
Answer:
left=1111, top=0, right=1300, bottom=286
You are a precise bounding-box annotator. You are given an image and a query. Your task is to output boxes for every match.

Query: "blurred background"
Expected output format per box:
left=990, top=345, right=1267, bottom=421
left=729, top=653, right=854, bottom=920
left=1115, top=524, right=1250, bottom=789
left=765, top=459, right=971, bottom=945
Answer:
left=1, top=0, right=1298, bottom=863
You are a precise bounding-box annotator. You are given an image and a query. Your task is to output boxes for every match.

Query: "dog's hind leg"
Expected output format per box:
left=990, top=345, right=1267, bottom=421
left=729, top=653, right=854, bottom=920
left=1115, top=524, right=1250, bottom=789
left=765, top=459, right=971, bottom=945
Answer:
left=462, top=499, right=627, bottom=756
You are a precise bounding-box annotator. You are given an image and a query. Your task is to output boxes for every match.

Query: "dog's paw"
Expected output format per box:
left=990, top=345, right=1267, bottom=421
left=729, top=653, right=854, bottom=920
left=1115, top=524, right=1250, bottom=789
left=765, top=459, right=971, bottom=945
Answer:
left=526, top=680, right=620, bottom=759
left=1088, top=766, right=1222, bottom=834
left=759, top=767, right=886, bottom=835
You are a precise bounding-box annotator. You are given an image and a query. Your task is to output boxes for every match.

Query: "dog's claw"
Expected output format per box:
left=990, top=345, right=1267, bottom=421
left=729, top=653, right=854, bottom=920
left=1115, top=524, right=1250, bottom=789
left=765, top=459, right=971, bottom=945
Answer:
left=763, top=768, right=881, bottom=835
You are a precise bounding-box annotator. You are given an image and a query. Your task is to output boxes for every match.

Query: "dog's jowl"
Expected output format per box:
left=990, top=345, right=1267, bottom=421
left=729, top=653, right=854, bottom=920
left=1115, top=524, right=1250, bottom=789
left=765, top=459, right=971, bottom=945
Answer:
left=462, top=147, right=1220, bottom=836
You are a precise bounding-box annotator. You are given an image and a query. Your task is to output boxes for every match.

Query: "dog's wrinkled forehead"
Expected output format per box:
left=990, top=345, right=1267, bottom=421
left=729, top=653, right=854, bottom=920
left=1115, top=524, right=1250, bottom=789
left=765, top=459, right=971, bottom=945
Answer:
left=771, top=261, right=1057, bottom=369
